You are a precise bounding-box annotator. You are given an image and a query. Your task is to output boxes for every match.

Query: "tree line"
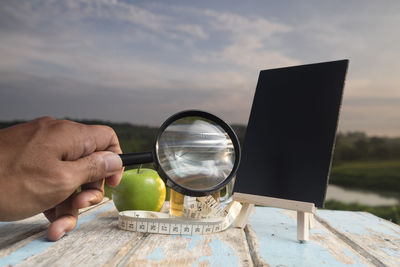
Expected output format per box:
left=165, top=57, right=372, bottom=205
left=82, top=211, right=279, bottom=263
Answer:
left=1, top=120, right=399, bottom=163
left=333, top=131, right=400, bottom=164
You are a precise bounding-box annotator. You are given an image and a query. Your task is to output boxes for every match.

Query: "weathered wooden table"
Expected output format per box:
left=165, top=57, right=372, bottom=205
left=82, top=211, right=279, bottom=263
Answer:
left=1, top=200, right=399, bottom=266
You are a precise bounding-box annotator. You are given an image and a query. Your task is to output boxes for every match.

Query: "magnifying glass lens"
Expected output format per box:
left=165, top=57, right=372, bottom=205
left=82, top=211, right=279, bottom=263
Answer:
left=157, top=116, right=235, bottom=191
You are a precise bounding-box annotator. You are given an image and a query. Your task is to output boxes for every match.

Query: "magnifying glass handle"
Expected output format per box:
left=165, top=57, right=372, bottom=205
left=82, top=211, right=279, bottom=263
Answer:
left=119, top=152, right=153, bottom=166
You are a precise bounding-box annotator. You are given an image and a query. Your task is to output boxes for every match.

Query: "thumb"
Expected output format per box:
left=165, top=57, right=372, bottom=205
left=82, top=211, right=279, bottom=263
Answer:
left=69, top=151, right=123, bottom=185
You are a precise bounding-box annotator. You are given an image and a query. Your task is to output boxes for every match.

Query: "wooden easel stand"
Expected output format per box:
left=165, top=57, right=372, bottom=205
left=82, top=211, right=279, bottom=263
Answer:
left=233, top=193, right=315, bottom=242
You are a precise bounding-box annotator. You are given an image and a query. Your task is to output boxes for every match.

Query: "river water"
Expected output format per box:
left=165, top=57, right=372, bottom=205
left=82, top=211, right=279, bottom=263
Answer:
left=326, top=184, right=400, bottom=206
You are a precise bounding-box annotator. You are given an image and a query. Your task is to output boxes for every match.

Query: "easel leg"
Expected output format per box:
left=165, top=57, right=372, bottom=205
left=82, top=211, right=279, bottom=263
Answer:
left=297, top=211, right=309, bottom=242
left=309, top=213, right=315, bottom=229
left=234, top=203, right=254, bottom=229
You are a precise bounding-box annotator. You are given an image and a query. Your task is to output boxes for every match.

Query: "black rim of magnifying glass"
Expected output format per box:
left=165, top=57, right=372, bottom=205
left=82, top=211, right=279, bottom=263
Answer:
left=153, top=110, right=241, bottom=197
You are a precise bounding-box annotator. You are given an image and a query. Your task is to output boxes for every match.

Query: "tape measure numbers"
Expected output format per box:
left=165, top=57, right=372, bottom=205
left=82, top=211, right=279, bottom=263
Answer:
left=118, top=196, right=242, bottom=235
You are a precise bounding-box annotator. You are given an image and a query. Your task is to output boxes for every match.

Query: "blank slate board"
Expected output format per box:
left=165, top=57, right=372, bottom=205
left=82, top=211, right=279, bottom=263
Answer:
left=234, top=60, right=348, bottom=208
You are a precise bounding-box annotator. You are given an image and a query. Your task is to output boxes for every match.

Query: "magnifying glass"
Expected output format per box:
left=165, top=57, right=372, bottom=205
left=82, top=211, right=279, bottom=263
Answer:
left=119, top=110, right=241, bottom=197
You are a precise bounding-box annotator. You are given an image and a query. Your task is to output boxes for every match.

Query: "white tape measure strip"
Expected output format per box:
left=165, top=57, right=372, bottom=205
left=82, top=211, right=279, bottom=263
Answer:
left=118, top=196, right=242, bottom=235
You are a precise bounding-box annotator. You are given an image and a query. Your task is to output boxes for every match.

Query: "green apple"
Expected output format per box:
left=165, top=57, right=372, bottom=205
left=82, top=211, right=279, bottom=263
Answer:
left=112, top=168, right=166, bottom=212
left=104, top=184, right=112, bottom=199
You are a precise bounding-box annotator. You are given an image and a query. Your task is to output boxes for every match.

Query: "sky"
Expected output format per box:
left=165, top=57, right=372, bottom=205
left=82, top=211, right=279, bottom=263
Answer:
left=0, top=0, right=399, bottom=136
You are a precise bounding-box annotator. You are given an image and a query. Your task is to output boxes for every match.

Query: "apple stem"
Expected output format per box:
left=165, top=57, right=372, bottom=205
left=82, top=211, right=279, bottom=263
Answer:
left=137, top=164, right=142, bottom=174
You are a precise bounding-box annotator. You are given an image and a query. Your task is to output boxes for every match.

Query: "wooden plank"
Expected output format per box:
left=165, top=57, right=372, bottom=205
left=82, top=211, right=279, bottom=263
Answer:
left=112, top=228, right=253, bottom=266
left=0, top=214, right=49, bottom=252
left=1, top=200, right=252, bottom=266
left=3, top=199, right=397, bottom=266
left=246, top=206, right=375, bottom=266
left=0, top=198, right=109, bottom=253
left=105, top=202, right=253, bottom=266
left=316, top=209, right=400, bottom=267
left=309, top=213, right=315, bottom=229
left=233, top=193, right=315, bottom=213
left=0, top=201, right=144, bottom=266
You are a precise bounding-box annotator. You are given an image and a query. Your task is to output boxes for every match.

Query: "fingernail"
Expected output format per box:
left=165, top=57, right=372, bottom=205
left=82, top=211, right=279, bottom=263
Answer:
left=103, top=152, right=122, bottom=173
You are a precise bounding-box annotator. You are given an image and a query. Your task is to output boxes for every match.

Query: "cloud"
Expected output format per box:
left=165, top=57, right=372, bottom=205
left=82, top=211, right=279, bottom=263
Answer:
left=0, top=0, right=399, bottom=136
left=0, top=0, right=295, bottom=95
left=188, top=8, right=298, bottom=70
left=0, top=71, right=252, bottom=125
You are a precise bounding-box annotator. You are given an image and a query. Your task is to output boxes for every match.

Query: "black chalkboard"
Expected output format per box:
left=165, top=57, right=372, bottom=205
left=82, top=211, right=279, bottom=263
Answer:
left=234, top=60, right=348, bottom=207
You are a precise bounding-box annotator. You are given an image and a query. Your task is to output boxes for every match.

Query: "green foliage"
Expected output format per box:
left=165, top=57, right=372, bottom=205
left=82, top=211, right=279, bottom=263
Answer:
left=330, top=160, right=400, bottom=192
left=333, top=132, right=400, bottom=163
left=324, top=200, right=400, bottom=224
left=104, top=184, right=112, bottom=199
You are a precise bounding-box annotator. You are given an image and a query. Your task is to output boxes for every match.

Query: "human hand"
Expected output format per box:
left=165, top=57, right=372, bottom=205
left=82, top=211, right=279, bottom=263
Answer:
left=0, top=117, right=123, bottom=240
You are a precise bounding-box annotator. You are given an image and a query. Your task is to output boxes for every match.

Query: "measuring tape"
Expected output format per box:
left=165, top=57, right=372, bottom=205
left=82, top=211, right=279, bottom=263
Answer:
left=118, top=196, right=242, bottom=235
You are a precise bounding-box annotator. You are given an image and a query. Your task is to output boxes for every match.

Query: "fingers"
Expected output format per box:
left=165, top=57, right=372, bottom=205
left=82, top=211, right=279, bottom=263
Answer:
left=46, top=196, right=78, bottom=241
left=46, top=182, right=105, bottom=241
left=105, top=169, right=124, bottom=187
left=54, top=122, right=122, bottom=161
left=71, top=181, right=104, bottom=210
left=66, top=151, right=123, bottom=187
left=43, top=207, right=56, bottom=222
left=44, top=120, right=123, bottom=234
left=47, top=214, right=78, bottom=241
left=56, top=121, right=124, bottom=189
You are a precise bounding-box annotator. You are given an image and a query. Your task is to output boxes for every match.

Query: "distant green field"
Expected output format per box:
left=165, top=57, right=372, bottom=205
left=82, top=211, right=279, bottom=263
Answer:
left=328, top=160, right=400, bottom=224
left=330, top=160, right=400, bottom=192
left=325, top=200, right=400, bottom=224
